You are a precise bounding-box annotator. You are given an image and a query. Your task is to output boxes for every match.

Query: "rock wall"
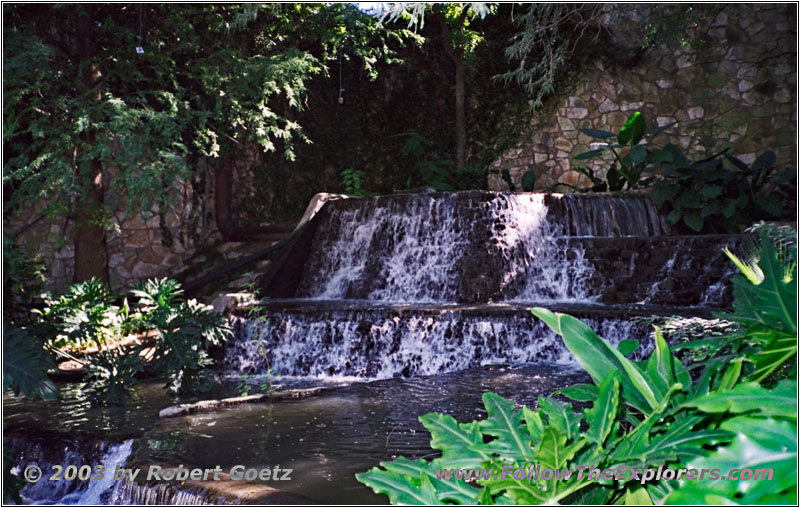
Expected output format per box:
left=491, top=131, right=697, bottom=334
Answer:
left=489, top=3, right=797, bottom=191
left=5, top=178, right=201, bottom=294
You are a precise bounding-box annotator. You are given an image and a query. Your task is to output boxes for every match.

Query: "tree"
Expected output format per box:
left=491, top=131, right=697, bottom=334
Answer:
left=3, top=4, right=327, bottom=280
left=380, top=3, right=493, bottom=171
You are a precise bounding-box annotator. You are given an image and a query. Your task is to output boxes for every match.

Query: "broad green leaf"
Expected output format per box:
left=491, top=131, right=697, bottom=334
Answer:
left=682, top=211, right=704, bottom=232
left=616, top=339, right=639, bottom=356
left=539, top=397, right=581, bottom=442
left=745, top=333, right=797, bottom=383
left=751, top=150, right=777, bottom=173
left=626, top=144, right=647, bottom=165
left=574, top=148, right=605, bottom=160
left=419, top=413, right=490, bottom=468
left=356, top=467, right=442, bottom=505
left=617, top=112, right=646, bottom=145
left=522, top=406, right=544, bottom=445
left=584, top=371, right=620, bottom=448
left=521, top=170, right=536, bottom=192
left=555, top=383, right=598, bottom=402
left=578, top=128, right=615, bottom=139
left=531, top=308, right=659, bottom=413
left=479, top=392, right=536, bottom=462
left=664, top=417, right=797, bottom=505
left=716, top=358, right=742, bottom=391
left=682, top=379, right=796, bottom=418
left=623, top=485, right=653, bottom=505
left=382, top=457, right=479, bottom=504
left=699, top=185, right=722, bottom=198
left=645, top=327, right=677, bottom=399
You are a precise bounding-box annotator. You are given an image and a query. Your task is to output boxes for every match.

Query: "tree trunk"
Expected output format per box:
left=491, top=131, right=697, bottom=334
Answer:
left=436, top=10, right=468, bottom=172
left=73, top=7, right=109, bottom=284
left=454, top=59, right=466, bottom=172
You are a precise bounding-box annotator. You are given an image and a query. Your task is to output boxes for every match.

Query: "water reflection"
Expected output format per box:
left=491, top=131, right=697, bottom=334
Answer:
left=5, top=363, right=588, bottom=504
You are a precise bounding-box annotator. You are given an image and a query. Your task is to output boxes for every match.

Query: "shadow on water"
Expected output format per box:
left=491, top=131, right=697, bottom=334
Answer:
left=5, top=363, right=588, bottom=504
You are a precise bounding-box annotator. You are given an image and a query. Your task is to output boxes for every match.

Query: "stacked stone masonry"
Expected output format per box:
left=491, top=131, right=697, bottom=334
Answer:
left=489, top=4, right=797, bottom=191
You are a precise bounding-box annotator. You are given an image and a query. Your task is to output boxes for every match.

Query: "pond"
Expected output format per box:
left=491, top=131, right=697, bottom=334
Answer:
left=5, top=364, right=589, bottom=504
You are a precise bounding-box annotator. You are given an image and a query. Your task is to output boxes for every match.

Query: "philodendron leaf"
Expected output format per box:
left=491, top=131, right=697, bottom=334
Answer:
left=664, top=417, right=797, bottom=505
left=584, top=370, right=620, bottom=448
left=682, top=379, right=796, bottom=418
left=539, top=397, right=582, bottom=442
left=419, top=413, right=489, bottom=468
left=382, top=456, right=479, bottom=504
left=356, top=466, right=442, bottom=505
left=479, top=392, right=536, bottom=462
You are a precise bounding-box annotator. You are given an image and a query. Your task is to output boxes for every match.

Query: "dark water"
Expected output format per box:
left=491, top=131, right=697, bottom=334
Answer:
left=5, top=363, right=589, bottom=504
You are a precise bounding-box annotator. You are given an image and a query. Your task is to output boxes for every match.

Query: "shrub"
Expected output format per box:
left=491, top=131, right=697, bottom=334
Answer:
left=131, top=278, right=231, bottom=396
left=357, top=230, right=797, bottom=505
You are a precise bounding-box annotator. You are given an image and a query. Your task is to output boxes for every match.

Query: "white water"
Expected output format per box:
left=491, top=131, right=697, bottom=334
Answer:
left=226, top=313, right=644, bottom=381
left=19, top=441, right=133, bottom=505
left=17, top=439, right=218, bottom=505
left=294, top=193, right=667, bottom=303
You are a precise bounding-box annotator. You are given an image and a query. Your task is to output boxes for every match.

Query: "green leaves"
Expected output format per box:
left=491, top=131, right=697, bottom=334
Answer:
left=521, top=170, right=536, bottom=192
left=583, top=371, right=620, bottom=448
left=2, top=324, right=58, bottom=400
left=359, top=243, right=798, bottom=505
left=682, top=380, right=796, bottom=418
left=652, top=145, right=795, bottom=233
left=665, top=417, right=797, bottom=505
left=570, top=112, right=673, bottom=191
left=617, top=112, right=646, bottom=145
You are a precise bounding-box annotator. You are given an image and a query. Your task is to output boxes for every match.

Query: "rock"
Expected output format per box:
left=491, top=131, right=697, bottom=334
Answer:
left=211, top=292, right=256, bottom=314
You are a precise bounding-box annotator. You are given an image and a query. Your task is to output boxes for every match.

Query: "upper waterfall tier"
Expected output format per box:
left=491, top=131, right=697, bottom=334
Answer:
left=261, top=192, right=739, bottom=304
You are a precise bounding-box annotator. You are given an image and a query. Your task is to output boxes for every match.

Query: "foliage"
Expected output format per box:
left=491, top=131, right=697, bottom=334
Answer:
left=341, top=168, right=374, bottom=197
left=357, top=232, right=798, bottom=505
left=3, top=5, right=327, bottom=217
left=37, top=278, right=123, bottom=349
left=651, top=148, right=796, bottom=233
left=2, top=234, right=47, bottom=318
left=569, top=112, right=675, bottom=192
left=2, top=324, right=58, bottom=401
left=521, top=171, right=536, bottom=192
left=495, top=4, right=604, bottom=110
left=82, top=345, right=143, bottom=407
left=392, top=130, right=486, bottom=191
left=131, top=278, right=231, bottom=396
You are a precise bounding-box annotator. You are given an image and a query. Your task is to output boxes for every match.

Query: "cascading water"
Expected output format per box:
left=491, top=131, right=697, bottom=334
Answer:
left=13, top=438, right=224, bottom=505
left=236, top=192, right=741, bottom=382
left=291, top=193, right=668, bottom=304
left=225, top=307, right=644, bottom=380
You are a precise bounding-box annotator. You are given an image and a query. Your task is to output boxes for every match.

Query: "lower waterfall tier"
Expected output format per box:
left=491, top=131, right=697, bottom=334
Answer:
left=224, top=301, right=715, bottom=380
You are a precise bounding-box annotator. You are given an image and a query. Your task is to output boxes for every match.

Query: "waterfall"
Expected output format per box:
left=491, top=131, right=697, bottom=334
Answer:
left=225, top=308, right=646, bottom=380
left=13, top=439, right=221, bottom=505
left=291, top=193, right=667, bottom=303
left=237, top=192, right=742, bottom=382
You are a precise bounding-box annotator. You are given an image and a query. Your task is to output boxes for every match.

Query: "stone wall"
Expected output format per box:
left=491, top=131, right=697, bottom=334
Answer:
left=5, top=177, right=203, bottom=294
left=489, top=3, right=797, bottom=191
